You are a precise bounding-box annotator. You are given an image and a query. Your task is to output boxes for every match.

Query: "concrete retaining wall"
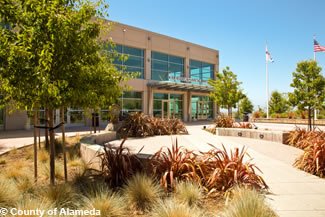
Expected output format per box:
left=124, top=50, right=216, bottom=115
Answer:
left=215, top=128, right=289, bottom=144
left=252, top=118, right=325, bottom=126
left=80, top=131, right=117, bottom=170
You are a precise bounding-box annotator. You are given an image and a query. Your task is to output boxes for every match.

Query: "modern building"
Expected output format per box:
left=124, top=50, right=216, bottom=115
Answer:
left=0, top=21, right=219, bottom=130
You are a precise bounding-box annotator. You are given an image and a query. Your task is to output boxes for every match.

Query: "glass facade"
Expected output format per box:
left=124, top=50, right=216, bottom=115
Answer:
left=153, top=93, right=183, bottom=119
left=190, top=60, right=214, bottom=85
left=69, top=108, right=84, bottom=124
left=119, top=91, right=142, bottom=117
left=110, top=44, right=144, bottom=79
left=151, top=52, right=184, bottom=82
left=191, top=95, right=213, bottom=120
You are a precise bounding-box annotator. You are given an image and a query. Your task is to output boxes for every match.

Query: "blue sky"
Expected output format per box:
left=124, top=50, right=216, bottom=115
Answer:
left=106, top=0, right=325, bottom=109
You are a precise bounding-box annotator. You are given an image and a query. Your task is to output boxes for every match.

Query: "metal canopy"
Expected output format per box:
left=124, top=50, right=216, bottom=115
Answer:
left=147, top=81, right=214, bottom=93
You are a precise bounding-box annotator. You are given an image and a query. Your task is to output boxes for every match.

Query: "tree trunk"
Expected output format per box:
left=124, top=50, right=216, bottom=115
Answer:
left=37, top=109, right=41, bottom=149
left=45, top=107, right=49, bottom=150
left=49, top=108, right=55, bottom=185
left=61, top=107, right=68, bottom=182
left=33, top=109, right=38, bottom=182
left=228, top=106, right=232, bottom=117
left=308, top=107, right=312, bottom=131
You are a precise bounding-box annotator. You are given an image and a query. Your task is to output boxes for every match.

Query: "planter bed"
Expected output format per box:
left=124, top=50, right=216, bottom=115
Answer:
left=215, top=128, right=289, bottom=144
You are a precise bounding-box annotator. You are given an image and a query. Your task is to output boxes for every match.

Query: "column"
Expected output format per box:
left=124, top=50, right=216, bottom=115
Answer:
left=148, top=87, right=153, bottom=117
left=145, top=49, right=151, bottom=80
left=188, top=91, right=192, bottom=122
left=67, top=108, right=71, bottom=125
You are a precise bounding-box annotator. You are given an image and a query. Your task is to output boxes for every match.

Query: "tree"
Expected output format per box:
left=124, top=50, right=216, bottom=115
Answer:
left=288, top=60, right=325, bottom=130
left=0, top=0, right=131, bottom=185
left=239, top=96, right=254, bottom=116
left=208, top=67, right=244, bottom=117
left=269, top=90, right=289, bottom=114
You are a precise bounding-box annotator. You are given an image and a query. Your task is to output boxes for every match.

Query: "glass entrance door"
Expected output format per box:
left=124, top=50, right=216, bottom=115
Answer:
left=162, top=100, right=175, bottom=119
left=197, top=101, right=208, bottom=120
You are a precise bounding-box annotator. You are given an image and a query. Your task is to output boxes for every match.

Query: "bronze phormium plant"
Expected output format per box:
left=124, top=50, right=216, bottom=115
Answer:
left=215, top=114, right=234, bottom=128
left=99, top=138, right=143, bottom=187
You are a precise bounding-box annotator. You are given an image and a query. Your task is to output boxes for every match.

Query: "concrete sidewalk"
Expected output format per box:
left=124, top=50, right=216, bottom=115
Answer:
left=109, top=124, right=325, bottom=217
left=0, top=126, right=105, bottom=155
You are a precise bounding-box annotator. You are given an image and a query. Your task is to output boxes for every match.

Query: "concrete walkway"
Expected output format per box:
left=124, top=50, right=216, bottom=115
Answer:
left=109, top=124, right=325, bottom=217
left=0, top=126, right=104, bottom=155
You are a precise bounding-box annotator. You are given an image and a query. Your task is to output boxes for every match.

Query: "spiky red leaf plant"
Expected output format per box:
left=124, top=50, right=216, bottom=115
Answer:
left=200, top=145, right=268, bottom=195
left=99, top=137, right=143, bottom=187
left=117, top=112, right=154, bottom=137
left=233, top=122, right=253, bottom=129
left=287, top=127, right=325, bottom=150
left=150, top=139, right=198, bottom=191
left=295, top=137, right=325, bottom=177
left=215, top=114, right=234, bottom=128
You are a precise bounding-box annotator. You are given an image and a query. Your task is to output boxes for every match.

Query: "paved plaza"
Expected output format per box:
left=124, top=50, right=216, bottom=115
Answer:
left=1, top=123, right=325, bottom=216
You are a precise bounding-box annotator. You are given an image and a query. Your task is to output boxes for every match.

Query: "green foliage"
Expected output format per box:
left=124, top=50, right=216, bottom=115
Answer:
left=239, top=96, right=254, bottom=115
left=0, top=0, right=131, bottom=111
left=269, top=91, right=289, bottom=114
left=209, top=67, right=244, bottom=115
left=174, top=181, right=203, bottom=207
left=288, top=60, right=325, bottom=129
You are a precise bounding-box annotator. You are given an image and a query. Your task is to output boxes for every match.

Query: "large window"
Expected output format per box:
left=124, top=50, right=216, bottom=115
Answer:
left=119, top=91, right=142, bottom=117
left=190, top=60, right=214, bottom=85
left=151, top=52, right=184, bottom=82
left=153, top=93, right=183, bottom=119
left=110, top=44, right=144, bottom=79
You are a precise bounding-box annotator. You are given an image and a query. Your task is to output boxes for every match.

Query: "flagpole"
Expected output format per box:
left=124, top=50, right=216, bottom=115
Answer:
left=266, top=40, right=269, bottom=119
left=313, top=34, right=318, bottom=120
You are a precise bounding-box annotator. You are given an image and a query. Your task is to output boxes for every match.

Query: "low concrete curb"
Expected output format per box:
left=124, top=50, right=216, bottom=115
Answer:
left=215, top=128, right=289, bottom=144
left=80, top=131, right=116, bottom=170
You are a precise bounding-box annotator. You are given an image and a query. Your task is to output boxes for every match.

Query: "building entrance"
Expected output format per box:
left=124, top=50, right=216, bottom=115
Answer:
left=162, top=100, right=175, bottom=119
left=197, top=101, right=209, bottom=120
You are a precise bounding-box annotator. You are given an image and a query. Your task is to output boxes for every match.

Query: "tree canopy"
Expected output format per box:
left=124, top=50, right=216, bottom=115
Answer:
left=208, top=66, right=244, bottom=116
left=269, top=90, right=289, bottom=114
left=288, top=60, right=325, bottom=130
left=239, top=96, right=254, bottom=115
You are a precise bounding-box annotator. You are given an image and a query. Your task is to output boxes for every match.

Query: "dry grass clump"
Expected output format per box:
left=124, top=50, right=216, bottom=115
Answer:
left=85, top=184, right=127, bottom=217
left=117, top=112, right=188, bottom=138
left=14, top=175, right=37, bottom=195
left=123, top=173, right=163, bottom=211
left=39, top=184, right=83, bottom=209
left=222, top=187, right=277, bottom=217
left=174, top=181, right=203, bottom=207
left=151, top=198, right=206, bottom=217
left=0, top=178, right=20, bottom=208
left=41, top=160, right=64, bottom=180
left=38, top=149, right=50, bottom=163
left=294, top=137, right=325, bottom=177
left=233, top=122, right=253, bottom=129
left=252, top=111, right=263, bottom=119
left=11, top=197, right=52, bottom=217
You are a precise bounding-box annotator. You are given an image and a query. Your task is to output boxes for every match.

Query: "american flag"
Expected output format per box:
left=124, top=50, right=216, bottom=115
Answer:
left=314, top=40, right=325, bottom=52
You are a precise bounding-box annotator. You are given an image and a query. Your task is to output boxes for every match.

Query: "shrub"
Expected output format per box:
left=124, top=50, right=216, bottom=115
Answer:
left=200, top=145, right=268, bottom=194
left=0, top=178, right=20, bottom=208
left=287, top=128, right=325, bottom=150
left=151, top=198, right=206, bottom=217
left=287, top=111, right=296, bottom=119
left=233, top=122, right=253, bottom=129
left=39, top=184, right=83, bottom=209
left=294, top=137, right=325, bottom=177
left=100, top=138, right=143, bottom=187
left=317, top=114, right=325, bottom=119
left=215, top=114, right=234, bottom=128
left=150, top=140, right=196, bottom=191
left=117, top=112, right=188, bottom=137
left=252, top=111, right=262, bottom=119
left=223, top=187, right=277, bottom=217
left=174, top=181, right=203, bottom=207
left=280, top=113, right=287, bottom=118
left=84, top=184, right=127, bottom=217
left=123, top=173, right=163, bottom=211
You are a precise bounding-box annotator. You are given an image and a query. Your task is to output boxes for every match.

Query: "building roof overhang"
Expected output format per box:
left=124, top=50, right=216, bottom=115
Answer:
left=147, top=81, right=214, bottom=93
